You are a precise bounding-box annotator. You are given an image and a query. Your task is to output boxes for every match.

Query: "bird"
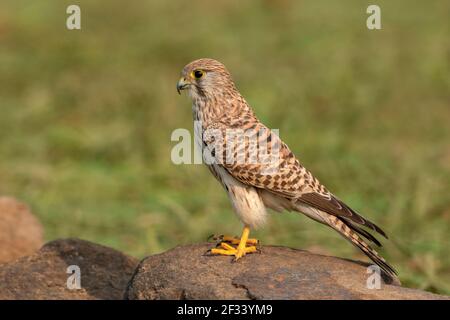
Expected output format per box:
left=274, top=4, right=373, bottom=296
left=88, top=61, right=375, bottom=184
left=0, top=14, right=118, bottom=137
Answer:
left=177, top=58, right=397, bottom=277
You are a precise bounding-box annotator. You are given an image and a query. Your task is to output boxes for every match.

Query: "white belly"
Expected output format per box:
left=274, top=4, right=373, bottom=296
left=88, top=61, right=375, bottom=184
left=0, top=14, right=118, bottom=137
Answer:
left=211, top=164, right=268, bottom=230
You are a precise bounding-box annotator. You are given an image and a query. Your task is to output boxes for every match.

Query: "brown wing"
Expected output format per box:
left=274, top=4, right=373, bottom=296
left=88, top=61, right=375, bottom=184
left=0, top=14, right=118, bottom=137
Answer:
left=298, top=193, right=388, bottom=238
left=205, top=119, right=310, bottom=198
left=205, top=119, right=387, bottom=238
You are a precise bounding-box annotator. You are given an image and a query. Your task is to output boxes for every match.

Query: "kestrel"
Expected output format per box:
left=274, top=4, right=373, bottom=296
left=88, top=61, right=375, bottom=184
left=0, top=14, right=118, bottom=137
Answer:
left=177, top=58, right=397, bottom=277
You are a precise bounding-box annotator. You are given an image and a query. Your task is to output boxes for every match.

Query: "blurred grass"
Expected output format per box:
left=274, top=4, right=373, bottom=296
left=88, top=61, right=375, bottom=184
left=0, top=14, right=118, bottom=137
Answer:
left=0, top=0, right=449, bottom=294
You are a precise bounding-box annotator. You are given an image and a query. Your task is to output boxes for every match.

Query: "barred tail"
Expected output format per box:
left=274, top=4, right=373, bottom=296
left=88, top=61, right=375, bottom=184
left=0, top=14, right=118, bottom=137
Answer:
left=327, top=215, right=397, bottom=277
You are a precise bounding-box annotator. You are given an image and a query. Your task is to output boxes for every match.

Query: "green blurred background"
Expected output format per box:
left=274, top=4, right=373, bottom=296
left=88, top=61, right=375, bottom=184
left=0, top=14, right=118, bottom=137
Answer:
left=0, top=1, right=449, bottom=294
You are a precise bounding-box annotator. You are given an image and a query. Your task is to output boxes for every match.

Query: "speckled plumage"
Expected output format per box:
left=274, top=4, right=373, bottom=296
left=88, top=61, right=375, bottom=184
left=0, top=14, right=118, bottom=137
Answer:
left=177, top=58, right=396, bottom=277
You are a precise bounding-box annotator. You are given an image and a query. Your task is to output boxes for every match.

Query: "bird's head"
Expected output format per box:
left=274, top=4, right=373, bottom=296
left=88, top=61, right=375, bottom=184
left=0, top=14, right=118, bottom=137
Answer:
left=177, top=58, right=237, bottom=100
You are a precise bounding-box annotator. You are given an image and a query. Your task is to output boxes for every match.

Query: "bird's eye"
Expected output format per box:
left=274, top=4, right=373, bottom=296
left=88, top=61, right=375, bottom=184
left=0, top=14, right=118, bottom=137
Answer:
left=192, top=70, right=204, bottom=79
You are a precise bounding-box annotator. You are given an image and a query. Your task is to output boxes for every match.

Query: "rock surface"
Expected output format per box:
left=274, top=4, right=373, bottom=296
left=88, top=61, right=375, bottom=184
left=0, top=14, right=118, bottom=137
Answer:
left=126, top=243, right=448, bottom=300
left=0, top=196, right=44, bottom=264
left=0, top=238, right=139, bottom=300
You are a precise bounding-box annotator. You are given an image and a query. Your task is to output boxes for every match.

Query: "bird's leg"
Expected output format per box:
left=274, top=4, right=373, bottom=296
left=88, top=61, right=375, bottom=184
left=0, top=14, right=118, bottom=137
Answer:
left=210, top=225, right=257, bottom=260
left=235, top=225, right=253, bottom=260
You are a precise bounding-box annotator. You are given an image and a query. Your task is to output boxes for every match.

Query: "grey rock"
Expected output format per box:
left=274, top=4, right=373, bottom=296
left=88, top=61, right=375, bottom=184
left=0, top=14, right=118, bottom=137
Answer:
left=0, top=238, right=139, bottom=300
left=126, top=243, right=448, bottom=300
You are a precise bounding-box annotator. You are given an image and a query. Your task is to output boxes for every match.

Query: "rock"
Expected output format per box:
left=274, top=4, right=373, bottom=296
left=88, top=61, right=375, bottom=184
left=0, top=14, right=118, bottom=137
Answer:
left=126, top=243, right=448, bottom=300
left=0, top=196, right=44, bottom=264
left=0, top=238, right=139, bottom=300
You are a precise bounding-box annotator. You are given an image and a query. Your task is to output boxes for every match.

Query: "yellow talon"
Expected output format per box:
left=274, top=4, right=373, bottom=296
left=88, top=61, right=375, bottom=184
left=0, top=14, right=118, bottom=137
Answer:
left=210, top=245, right=257, bottom=257
left=221, top=235, right=259, bottom=245
left=210, top=226, right=257, bottom=261
left=210, top=248, right=237, bottom=256
left=220, top=242, right=235, bottom=250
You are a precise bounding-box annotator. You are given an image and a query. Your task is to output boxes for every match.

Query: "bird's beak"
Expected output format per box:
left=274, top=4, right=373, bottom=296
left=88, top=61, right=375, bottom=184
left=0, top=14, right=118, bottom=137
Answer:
left=177, top=77, right=189, bottom=95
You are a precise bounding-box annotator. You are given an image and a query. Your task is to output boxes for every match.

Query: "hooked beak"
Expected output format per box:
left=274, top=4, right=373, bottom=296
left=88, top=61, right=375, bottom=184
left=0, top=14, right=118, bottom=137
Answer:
left=177, top=77, right=189, bottom=95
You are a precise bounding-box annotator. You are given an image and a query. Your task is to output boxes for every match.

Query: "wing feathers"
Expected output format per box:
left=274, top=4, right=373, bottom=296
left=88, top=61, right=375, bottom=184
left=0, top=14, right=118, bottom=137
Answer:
left=341, top=218, right=382, bottom=247
left=298, top=193, right=388, bottom=239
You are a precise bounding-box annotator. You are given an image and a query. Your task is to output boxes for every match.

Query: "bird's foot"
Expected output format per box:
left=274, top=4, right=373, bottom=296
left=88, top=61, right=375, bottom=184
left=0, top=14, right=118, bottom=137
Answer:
left=210, top=242, right=257, bottom=261
left=209, top=234, right=259, bottom=246
left=208, top=226, right=258, bottom=261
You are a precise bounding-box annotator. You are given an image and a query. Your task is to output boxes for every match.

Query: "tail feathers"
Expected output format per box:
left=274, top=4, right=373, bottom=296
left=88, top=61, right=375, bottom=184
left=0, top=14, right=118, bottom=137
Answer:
left=328, top=215, right=397, bottom=277
left=342, top=218, right=382, bottom=247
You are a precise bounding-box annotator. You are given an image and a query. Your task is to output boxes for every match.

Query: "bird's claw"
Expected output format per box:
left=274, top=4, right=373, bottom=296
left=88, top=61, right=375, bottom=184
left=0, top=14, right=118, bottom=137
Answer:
left=208, top=234, right=259, bottom=246
left=210, top=243, right=258, bottom=261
